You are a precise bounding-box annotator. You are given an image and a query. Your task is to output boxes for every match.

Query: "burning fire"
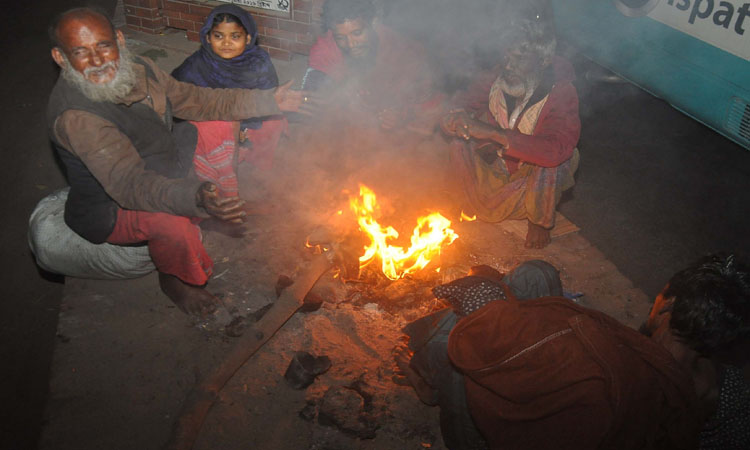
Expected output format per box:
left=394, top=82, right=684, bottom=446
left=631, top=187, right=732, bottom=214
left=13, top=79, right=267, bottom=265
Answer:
left=349, top=184, right=458, bottom=280
left=460, top=211, right=477, bottom=222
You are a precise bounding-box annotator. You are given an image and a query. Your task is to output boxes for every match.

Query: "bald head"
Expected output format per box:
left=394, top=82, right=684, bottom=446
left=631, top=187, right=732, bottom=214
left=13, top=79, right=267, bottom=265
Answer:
left=49, top=7, right=115, bottom=49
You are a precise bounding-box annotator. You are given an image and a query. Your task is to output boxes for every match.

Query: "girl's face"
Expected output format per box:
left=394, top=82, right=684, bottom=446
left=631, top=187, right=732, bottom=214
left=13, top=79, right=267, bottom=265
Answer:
left=207, top=20, right=251, bottom=59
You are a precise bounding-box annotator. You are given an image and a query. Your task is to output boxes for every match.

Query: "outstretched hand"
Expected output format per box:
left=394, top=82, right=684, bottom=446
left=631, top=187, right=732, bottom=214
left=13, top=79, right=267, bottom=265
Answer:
left=441, top=111, right=507, bottom=145
left=196, top=182, right=246, bottom=223
left=274, top=79, right=319, bottom=115
left=440, top=111, right=472, bottom=137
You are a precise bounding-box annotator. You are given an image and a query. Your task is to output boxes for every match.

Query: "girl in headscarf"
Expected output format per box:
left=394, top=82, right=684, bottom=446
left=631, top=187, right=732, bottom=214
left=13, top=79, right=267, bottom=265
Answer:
left=172, top=4, right=287, bottom=197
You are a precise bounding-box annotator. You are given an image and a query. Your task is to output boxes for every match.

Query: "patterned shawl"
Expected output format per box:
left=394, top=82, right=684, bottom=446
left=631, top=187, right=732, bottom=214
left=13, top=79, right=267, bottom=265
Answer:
left=171, top=4, right=278, bottom=129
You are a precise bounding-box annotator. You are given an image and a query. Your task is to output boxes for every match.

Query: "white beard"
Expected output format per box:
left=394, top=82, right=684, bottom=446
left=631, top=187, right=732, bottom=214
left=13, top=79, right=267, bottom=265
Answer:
left=498, top=71, right=540, bottom=99
left=501, top=79, right=527, bottom=97
left=61, top=45, right=136, bottom=103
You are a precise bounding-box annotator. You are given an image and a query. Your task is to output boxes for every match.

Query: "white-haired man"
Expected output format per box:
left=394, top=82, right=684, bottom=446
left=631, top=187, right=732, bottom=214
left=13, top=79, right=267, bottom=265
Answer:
left=44, top=7, right=305, bottom=316
left=441, top=7, right=580, bottom=249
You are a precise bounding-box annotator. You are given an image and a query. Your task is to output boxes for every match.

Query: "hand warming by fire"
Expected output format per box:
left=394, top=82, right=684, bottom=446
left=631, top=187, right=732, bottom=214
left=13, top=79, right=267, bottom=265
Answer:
left=349, top=184, right=458, bottom=280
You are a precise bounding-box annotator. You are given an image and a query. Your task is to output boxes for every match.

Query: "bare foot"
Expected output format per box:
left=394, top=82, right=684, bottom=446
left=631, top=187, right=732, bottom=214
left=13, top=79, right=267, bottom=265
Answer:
left=525, top=221, right=551, bottom=249
left=392, top=344, right=438, bottom=406
left=158, top=272, right=220, bottom=318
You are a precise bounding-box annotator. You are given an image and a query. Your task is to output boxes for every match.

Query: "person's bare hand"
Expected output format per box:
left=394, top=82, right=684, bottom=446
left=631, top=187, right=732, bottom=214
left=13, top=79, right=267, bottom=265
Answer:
left=462, top=121, right=496, bottom=140
left=440, top=111, right=471, bottom=136
left=441, top=112, right=507, bottom=145
left=196, top=182, right=246, bottom=223
left=467, top=121, right=509, bottom=146
left=274, top=79, right=319, bottom=115
left=274, top=80, right=301, bottom=111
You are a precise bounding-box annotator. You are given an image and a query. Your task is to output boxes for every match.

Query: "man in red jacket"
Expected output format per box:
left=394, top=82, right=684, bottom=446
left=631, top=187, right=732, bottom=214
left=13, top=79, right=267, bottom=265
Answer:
left=395, top=254, right=750, bottom=449
left=302, top=0, right=440, bottom=133
left=441, top=6, right=579, bottom=249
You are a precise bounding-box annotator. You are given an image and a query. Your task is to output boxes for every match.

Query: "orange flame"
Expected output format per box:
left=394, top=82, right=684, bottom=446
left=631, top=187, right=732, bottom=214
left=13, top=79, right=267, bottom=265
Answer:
left=349, top=184, right=458, bottom=280
left=305, top=238, right=329, bottom=255
left=460, top=211, right=477, bottom=222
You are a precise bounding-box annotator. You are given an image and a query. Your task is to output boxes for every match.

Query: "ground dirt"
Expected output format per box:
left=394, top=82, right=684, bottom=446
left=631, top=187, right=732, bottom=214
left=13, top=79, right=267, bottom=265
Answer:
left=41, top=151, right=651, bottom=449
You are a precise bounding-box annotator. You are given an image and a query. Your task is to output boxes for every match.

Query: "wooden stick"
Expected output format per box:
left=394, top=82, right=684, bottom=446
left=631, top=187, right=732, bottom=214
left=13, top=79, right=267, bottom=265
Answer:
left=165, top=253, right=334, bottom=450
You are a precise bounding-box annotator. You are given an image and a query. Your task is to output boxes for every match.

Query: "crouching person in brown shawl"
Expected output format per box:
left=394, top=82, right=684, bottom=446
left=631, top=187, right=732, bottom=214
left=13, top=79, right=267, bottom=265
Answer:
left=394, top=254, right=750, bottom=449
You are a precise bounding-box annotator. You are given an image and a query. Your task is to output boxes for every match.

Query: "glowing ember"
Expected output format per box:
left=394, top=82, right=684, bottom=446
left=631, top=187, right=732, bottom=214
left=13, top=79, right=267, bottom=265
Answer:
left=460, top=211, right=477, bottom=222
left=349, top=184, right=458, bottom=280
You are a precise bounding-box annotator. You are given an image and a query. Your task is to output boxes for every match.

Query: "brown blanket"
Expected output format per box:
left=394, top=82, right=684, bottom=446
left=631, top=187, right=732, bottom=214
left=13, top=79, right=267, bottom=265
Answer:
left=448, top=297, right=700, bottom=449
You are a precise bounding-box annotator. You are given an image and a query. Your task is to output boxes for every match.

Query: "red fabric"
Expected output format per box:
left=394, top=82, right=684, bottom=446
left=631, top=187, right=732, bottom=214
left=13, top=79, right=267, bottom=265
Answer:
left=107, top=209, right=212, bottom=286
left=504, top=80, right=580, bottom=168
left=240, top=117, right=288, bottom=171
left=192, top=119, right=288, bottom=191
left=456, top=57, right=580, bottom=171
left=191, top=120, right=238, bottom=197
left=448, top=297, right=700, bottom=450
left=308, top=30, right=348, bottom=81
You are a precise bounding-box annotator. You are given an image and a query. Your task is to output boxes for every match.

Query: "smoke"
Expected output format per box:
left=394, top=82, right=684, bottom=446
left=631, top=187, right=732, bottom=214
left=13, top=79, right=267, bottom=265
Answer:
left=241, top=1, right=556, bottom=243
left=380, top=0, right=552, bottom=91
left=247, top=107, right=453, bottom=242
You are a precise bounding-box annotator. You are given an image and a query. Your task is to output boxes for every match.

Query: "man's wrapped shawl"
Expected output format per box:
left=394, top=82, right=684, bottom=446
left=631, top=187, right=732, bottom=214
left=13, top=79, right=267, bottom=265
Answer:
left=171, top=3, right=278, bottom=130
left=448, top=297, right=701, bottom=450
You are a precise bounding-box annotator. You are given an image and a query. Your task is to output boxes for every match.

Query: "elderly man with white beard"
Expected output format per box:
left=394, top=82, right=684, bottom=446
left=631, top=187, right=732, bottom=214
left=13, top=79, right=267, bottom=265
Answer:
left=41, top=7, right=307, bottom=317
left=441, top=4, right=580, bottom=250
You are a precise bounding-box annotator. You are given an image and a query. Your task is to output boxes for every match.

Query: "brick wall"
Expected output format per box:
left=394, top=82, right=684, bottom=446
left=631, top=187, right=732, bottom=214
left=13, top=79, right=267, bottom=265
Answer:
left=123, top=0, right=165, bottom=34
left=123, top=0, right=324, bottom=60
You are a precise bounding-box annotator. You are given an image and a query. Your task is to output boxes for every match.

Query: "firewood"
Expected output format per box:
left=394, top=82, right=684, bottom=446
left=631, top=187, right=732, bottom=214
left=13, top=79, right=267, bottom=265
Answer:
left=164, top=252, right=334, bottom=450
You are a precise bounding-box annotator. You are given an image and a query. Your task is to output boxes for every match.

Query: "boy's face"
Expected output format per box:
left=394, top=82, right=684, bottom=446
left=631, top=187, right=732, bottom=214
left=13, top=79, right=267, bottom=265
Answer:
left=207, top=20, right=250, bottom=60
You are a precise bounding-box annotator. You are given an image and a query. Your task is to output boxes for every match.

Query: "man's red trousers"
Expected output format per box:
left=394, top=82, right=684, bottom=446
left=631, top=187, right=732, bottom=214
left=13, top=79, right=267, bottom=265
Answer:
left=106, top=210, right=211, bottom=285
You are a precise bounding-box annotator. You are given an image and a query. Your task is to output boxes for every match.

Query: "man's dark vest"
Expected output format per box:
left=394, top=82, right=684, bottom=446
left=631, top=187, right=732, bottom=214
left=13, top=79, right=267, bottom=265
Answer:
left=47, top=58, right=193, bottom=244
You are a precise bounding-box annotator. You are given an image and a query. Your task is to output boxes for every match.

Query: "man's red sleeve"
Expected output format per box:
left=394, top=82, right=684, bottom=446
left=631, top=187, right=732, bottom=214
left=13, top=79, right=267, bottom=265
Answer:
left=308, top=31, right=345, bottom=80
left=504, top=82, right=580, bottom=168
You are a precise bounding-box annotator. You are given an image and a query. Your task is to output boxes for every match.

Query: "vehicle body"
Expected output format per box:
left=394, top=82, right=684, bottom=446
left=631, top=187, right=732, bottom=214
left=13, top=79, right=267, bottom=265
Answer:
left=551, top=0, right=750, bottom=150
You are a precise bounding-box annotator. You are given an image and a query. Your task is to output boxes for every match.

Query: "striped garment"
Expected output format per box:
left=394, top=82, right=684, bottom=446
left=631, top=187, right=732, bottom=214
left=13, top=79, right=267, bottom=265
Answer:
left=191, top=121, right=239, bottom=197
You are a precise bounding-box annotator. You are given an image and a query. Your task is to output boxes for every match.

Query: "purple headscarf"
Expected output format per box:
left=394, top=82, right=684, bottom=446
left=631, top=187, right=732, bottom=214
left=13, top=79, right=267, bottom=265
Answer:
left=171, top=3, right=278, bottom=91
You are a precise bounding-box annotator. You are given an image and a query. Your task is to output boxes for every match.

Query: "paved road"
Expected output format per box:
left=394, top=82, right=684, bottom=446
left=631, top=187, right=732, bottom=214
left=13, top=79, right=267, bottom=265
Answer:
left=0, top=2, right=116, bottom=448
left=559, top=55, right=750, bottom=297
left=1, top=0, right=748, bottom=448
